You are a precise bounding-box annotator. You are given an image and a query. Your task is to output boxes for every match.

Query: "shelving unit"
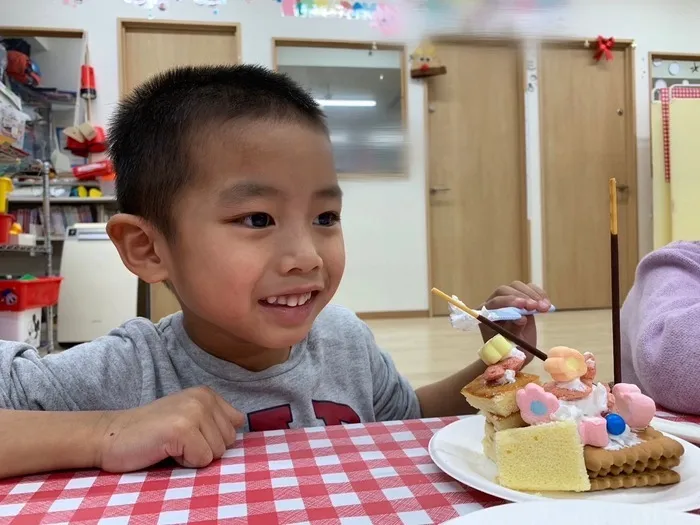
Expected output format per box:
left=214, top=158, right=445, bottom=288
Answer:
left=0, top=161, right=55, bottom=352
left=9, top=196, right=115, bottom=204
left=1, top=28, right=95, bottom=351
left=6, top=79, right=77, bottom=113
left=0, top=80, right=21, bottom=110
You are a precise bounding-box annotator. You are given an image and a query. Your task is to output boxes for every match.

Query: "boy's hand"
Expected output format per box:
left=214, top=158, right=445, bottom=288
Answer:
left=479, top=281, right=550, bottom=361
left=97, top=387, right=245, bottom=473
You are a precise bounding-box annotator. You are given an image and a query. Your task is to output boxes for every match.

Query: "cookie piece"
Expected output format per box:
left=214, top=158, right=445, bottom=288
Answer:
left=589, top=456, right=681, bottom=478
left=588, top=468, right=681, bottom=492
left=584, top=426, right=685, bottom=475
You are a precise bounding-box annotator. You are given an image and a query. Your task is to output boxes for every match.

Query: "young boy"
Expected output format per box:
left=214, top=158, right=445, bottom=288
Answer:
left=0, top=65, right=550, bottom=479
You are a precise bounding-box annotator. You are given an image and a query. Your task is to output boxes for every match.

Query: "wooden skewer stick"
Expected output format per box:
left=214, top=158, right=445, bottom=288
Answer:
left=431, top=288, right=548, bottom=362
left=609, top=178, right=622, bottom=384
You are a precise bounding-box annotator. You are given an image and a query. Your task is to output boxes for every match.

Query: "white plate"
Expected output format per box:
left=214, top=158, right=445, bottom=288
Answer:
left=442, top=501, right=700, bottom=524
left=429, top=415, right=700, bottom=511
left=652, top=417, right=700, bottom=445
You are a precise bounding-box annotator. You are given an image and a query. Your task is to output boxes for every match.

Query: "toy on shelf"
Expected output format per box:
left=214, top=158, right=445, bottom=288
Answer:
left=409, top=41, right=447, bottom=79
left=63, top=46, right=105, bottom=157
left=72, top=159, right=112, bottom=181
left=430, top=178, right=686, bottom=493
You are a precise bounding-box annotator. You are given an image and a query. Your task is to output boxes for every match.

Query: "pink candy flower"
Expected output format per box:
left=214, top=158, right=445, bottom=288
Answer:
left=516, top=383, right=561, bottom=425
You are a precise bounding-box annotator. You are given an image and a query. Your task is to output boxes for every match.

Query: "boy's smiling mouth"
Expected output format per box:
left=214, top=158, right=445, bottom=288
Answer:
left=258, top=289, right=322, bottom=327
left=263, top=292, right=316, bottom=307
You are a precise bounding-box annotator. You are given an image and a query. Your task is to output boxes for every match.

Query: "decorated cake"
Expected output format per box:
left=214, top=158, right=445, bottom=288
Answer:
left=462, top=338, right=685, bottom=493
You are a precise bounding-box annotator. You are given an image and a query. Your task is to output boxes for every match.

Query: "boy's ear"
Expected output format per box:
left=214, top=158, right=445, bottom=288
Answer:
left=107, top=213, right=170, bottom=284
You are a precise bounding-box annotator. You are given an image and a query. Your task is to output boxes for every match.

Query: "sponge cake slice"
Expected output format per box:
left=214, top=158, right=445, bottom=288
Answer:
left=494, top=420, right=591, bottom=492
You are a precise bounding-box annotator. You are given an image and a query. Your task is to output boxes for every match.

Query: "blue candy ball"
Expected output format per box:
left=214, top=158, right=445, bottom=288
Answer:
left=606, top=413, right=626, bottom=436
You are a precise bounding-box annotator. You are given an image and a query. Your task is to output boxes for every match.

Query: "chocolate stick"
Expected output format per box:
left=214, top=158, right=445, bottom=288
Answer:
left=610, top=178, right=622, bottom=384
left=431, top=288, right=548, bottom=362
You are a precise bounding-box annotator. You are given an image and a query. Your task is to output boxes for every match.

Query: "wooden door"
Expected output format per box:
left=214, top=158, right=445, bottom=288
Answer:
left=539, top=42, right=638, bottom=310
left=428, top=41, right=528, bottom=316
left=119, top=20, right=240, bottom=322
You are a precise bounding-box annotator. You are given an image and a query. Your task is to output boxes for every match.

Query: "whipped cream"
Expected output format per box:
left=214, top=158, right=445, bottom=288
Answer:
left=605, top=426, right=642, bottom=451
left=508, top=348, right=526, bottom=361
left=551, top=382, right=609, bottom=423
left=490, top=348, right=525, bottom=385
left=493, top=369, right=516, bottom=385
left=555, top=378, right=589, bottom=392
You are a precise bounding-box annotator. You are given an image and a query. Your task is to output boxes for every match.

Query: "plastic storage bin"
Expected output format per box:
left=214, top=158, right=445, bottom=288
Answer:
left=0, top=276, right=62, bottom=312
left=0, top=308, right=41, bottom=345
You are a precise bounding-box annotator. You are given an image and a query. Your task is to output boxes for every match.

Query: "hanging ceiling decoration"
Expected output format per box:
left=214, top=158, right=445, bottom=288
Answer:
left=402, top=0, right=571, bottom=37
left=276, top=1, right=401, bottom=35
left=277, top=1, right=381, bottom=20
left=123, top=0, right=227, bottom=17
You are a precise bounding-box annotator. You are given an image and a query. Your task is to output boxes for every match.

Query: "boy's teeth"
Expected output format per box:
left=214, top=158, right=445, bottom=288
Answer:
left=264, top=292, right=312, bottom=307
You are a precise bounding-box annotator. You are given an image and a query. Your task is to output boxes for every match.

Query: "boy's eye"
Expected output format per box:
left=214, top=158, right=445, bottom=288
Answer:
left=239, top=213, right=275, bottom=228
left=314, top=212, right=340, bottom=227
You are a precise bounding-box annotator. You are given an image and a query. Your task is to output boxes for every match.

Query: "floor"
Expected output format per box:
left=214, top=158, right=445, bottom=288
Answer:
left=366, top=309, right=613, bottom=389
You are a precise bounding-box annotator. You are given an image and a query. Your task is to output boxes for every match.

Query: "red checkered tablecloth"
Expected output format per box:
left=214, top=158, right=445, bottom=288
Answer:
left=0, top=417, right=502, bottom=525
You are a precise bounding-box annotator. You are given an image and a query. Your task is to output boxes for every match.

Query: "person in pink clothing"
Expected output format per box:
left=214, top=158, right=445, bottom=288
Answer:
left=621, top=241, right=700, bottom=415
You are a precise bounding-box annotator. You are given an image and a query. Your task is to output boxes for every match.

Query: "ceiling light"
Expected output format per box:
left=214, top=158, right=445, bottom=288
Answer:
left=315, top=99, right=377, bottom=107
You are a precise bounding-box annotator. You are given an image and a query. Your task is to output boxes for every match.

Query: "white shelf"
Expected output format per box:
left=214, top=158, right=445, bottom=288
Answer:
left=0, top=244, right=48, bottom=254
left=8, top=196, right=116, bottom=204
left=14, top=179, right=100, bottom=188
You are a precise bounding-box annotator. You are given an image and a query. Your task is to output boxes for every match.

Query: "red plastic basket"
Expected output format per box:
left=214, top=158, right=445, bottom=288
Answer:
left=0, top=277, right=63, bottom=312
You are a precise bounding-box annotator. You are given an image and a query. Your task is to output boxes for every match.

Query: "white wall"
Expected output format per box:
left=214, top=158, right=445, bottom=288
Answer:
left=2, top=0, right=699, bottom=313
left=30, top=37, right=84, bottom=92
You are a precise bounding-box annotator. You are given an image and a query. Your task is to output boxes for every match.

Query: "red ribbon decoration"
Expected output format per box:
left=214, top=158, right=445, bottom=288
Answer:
left=594, top=35, right=615, bottom=62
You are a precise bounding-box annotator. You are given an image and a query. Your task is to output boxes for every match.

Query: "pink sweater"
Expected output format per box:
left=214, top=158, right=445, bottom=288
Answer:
left=621, top=241, right=700, bottom=415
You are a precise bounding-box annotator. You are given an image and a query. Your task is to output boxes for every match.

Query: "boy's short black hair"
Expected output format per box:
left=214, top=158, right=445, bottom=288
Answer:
left=108, top=64, right=327, bottom=238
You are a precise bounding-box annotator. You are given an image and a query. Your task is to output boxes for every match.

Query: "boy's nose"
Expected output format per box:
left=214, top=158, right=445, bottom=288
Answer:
left=279, top=235, right=323, bottom=275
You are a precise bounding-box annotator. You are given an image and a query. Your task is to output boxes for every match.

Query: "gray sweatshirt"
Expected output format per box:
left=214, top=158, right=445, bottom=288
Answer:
left=0, top=304, right=422, bottom=432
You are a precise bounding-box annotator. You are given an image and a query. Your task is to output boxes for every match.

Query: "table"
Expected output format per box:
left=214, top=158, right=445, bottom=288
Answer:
left=0, top=412, right=697, bottom=525
left=656, top=408, right=700, bottom=425
left=0, top=417, right=495, bottom=525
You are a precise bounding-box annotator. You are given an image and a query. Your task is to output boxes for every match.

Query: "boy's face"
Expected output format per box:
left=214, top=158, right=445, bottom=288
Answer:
left=163, top=120, right=344, bottom=353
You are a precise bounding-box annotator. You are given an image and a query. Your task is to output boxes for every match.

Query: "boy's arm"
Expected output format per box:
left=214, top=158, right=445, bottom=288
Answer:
left=0, top=326, right=145, bottom=478
left=0, top=325, right=146, bottom=411
left=0, top=387, right=245, bottom=479
left=0, top=409, right=109, bottom=478
left=622, top=242, right=700, bottom=414
left=415, top=360, right=486, bottom=417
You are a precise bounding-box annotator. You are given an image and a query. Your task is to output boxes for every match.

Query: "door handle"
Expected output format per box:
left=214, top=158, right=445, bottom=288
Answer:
left=617, top=184, right=629, bottom=192
left=430, top=187, right=450, bottom=195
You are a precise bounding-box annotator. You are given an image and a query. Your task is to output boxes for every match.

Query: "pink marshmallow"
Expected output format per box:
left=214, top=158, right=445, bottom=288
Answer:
left=612, top=383, right=641, bottom=397
left=613, top=383, right=656, bottom=429
left=578, top=417, right=608, bottom=447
